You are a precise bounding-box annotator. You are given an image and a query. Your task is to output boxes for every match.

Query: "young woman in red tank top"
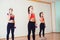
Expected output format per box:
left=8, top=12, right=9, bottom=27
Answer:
left=6, top=8, right=16, bottom=40
left=28, top=6, right=36, bottom=40
left=39, top=12, right=46, bottom=39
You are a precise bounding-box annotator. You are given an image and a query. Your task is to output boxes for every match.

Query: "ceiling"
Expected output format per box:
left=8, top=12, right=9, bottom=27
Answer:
left=31, top=0, right=55, bottom=2
left=31, top=0, right=60, bottom=2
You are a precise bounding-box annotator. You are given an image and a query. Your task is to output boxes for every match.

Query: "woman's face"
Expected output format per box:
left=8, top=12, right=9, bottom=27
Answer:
left=41, top=13, right=44, bottom=17
left=9, top=10, right=13, bottom=13
left=29, top=7, right=33, bottom=13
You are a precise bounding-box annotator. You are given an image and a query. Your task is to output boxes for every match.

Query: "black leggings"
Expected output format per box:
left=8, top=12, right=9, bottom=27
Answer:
left=7, top=23, right=15, bottom=40
left=28, top=21, right=35, bottom=40
left=39, top=23, right=45, bottom=37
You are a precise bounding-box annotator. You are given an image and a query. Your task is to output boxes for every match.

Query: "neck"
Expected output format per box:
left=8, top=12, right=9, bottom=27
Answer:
left=41, top=16, right=44, bottom=18
left=30, top=11, right=33, bottom=13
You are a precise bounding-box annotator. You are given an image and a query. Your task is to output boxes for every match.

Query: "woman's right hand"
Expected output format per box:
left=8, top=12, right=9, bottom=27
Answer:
left=35, top=24, right=38, bottom=28
left=7, top=13, right=9, bottom=15
left=14, top=26, right=16, bottom=29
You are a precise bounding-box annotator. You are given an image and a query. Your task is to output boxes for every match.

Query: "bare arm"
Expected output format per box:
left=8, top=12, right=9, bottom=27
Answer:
left=28, top=14, right=31, bottom=20
left=13, top=15, right=15, bottom=24
left=7, top=13, right=10, bottom=21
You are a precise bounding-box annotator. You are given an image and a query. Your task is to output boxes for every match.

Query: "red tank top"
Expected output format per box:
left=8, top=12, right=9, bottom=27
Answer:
left=30, top=13, right=35, bottom=20
left=10, top=16, right=14, bottom=20
left=40, top=17, right=44, bottom=22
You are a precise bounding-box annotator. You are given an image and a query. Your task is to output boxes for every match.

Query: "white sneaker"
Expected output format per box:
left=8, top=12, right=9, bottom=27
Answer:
left=40, top=37, right=43, bottom=40
left=43, top=37, right=47, bottom=40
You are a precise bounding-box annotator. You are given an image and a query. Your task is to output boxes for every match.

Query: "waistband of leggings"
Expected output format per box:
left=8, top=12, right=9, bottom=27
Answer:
left=29, top=21, right=35, bottom=23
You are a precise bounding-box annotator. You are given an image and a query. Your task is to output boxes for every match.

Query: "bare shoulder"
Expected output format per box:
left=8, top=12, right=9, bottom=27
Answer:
left=40, top=17, right=41, bottom=19
left=12, top=14, right=15, bottom=17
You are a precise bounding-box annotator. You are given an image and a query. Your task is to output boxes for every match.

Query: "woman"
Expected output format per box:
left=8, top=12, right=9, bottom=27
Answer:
left=39, top=12, right=45, bottom=38
left=28, top=6, right=36, bottom=40
left=6, top=8, right=16, bottom=40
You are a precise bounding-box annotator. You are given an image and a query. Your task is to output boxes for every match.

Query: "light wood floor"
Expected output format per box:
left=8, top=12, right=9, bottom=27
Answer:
left=0, top=33, right=60, bottom=40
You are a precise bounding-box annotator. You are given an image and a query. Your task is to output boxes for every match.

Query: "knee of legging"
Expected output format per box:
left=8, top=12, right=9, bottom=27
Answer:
left=32, top=33, right=35, bottom=35
left=11, top=33, right=14, bottom=35
left=7, top=33, right=10, bottom=35
left=28, top=33, right=31, bottom=36
left=28, top=32, right=31, bottom=34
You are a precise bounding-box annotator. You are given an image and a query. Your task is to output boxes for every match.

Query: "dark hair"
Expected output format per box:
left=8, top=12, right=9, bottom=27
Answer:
left=39, top=12, right=43, bottom=17
left=28, top=6, right=33, bottom=14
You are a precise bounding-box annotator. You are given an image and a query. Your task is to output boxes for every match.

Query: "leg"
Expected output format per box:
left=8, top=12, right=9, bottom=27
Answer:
left=42, top=28, right=45, bottom=37
left=39, top=27, right=42, bottom=37
left=6, top=27, right=10, bottom=40
left=32, top=27, right=35, bottom=40
left=11, top=28, right=14, bottom=40
left=28, top=26, right=31, bottom=40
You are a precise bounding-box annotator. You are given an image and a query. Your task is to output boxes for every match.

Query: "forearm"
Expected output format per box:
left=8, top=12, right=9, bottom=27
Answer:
left=13, top=20, right=15, bottom=25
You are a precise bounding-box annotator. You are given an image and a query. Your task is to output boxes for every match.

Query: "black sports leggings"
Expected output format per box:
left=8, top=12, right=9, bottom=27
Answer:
left=39, top=23, right=45, bottom=37
left=7, top=23, right=15, bottom=40
left=28, top=21, right=35, bottom=40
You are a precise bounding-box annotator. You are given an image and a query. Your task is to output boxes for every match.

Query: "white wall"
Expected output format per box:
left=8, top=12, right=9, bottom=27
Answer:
left=55, top=1, right=60, bottom=32
left=51, top=0, right=60, bottom=33
left=51, top=2, right=56, bottom=32
left=0, top=0, right=52, bottom=38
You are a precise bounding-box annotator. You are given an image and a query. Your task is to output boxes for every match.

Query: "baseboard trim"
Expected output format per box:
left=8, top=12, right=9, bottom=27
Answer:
left=0, top=32, right=60, bottom=40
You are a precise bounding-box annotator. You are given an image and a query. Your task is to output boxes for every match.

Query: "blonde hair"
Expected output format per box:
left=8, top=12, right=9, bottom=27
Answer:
left=9, top=8, right=13, bottom=11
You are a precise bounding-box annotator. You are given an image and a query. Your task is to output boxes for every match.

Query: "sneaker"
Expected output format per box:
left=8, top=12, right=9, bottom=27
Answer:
left=43, top=37, right=47, bottom=40
left=40, top=37, right=43, bottom=40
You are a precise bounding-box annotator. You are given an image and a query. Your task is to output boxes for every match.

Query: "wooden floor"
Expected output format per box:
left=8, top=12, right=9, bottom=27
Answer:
left=0, top=33, right=60, bottom=40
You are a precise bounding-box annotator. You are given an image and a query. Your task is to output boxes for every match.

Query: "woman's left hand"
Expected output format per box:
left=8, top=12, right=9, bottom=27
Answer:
left=35, top=24, right=38, bottom=28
